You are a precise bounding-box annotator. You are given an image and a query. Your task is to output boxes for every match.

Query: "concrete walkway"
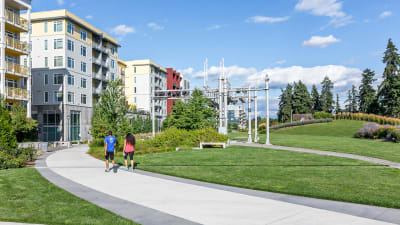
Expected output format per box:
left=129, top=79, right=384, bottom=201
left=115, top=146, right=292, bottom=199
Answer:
left=230, top=141, right=400, bottom=169
left=36, top=145, right=400, bottom=225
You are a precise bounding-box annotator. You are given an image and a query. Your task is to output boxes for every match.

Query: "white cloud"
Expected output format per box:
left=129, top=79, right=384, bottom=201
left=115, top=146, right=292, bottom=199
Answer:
left=147, top=22, right=164, bottom=30
left=57, top=0, right=64, bottom=5
left=247, top=16, right=290, bottom=23
left=379, top=11, right=392, bottom=19
left=192, top=65, right=257, bottom=79
left=110, top=25, right=135, bottom=36
left=207, top=24, right=223, bottom=30
left=178, top=67, right=194, bottom=76
left=85, top=15, right=93, bottom=20
left=302, top=35, right=340, bottom=48
left=275, top=60, right=287, bottom=65
left=295, top=0, right=353, bottom=28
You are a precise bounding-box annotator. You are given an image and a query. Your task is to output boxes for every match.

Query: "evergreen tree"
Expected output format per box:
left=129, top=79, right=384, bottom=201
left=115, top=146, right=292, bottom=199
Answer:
left=292, top=81, right=312, bottom=114
left=359, top=69, right=377, bottom=113
left=378, top=38, right=400, bottom=117
left=345, top=89, right=352, bottom=112
left=311, top=84, right=322, bottom=112
left=278, top=84, right=293, bottom=123
left=335, top=94, right=341, bottom=113
left=351, top=85, right=359, bottom=112
left=320, top=76, right=335, bottom=113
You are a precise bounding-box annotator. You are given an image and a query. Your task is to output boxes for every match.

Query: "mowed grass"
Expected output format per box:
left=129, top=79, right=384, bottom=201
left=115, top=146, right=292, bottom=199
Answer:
left=0, top=168, right=139, bottom=225
left=229, top=120, right=400, bottom=163
left=133, top=146, right=400, bottom=209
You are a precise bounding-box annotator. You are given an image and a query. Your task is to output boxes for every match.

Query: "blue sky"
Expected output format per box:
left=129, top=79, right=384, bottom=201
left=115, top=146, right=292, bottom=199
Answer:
left=32, top=0, right=400, bottom=117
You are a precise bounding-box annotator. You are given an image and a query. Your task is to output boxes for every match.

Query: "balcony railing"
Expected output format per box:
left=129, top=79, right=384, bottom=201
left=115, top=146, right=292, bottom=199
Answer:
left=6, top=36, right=29, bottom=53
left=92, top=42, right=102, bottom=50
left=93, top=87, right=102, bottom=95
left=6, top=61, right=29, bottom=76
left=92, top=71, right=102, bottom=80
left=6, top=87, right=28, bottom=99
left=92, top=56, right=102, bottom=65
left=5, top=10, right=29, bottom=30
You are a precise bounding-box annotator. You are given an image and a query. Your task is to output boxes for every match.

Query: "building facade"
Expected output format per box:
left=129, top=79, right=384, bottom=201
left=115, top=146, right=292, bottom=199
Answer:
left=0, top=0, right=31, bottom=116
left=125, top=59, right=167, bottom=130
left=26, top=10, right=119, bottom=142
left=227, top=104, right=246, bottom=129
left=118, top=59, right=126, bottom=96
left=166, top=68, right=181, bottom=115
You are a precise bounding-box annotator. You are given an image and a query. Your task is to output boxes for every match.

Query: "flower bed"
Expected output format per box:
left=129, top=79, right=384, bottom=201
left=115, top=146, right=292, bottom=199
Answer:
left=335, top=112, right=400, bottom=126
left=355, top=123, right=400, bottom=143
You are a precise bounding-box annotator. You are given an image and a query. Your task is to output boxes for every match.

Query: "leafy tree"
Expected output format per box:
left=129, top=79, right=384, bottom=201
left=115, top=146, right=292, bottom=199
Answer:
left=10, top=104, right=38, bottom=142
left=292, top=81, right=312, bottom=114
left=359, top=69, right=377, bottom=113
left=0, top=96, right=17, bottom=150
left=163, top=89, right=217, bottom=130
left=378, top=38, right=400, bottom=117
left=335, top=94, right=341, bottom=113
left=351, top=84, right=359, bottom=113
left=278, top=84, right=293, bottom=123
left=320, top=76, right=335, bottom=113
left=130, top=116, right=152, bottom=134
left=90, top=80, right=128, bottom=138
left=311, top=85, right=322, bottom=113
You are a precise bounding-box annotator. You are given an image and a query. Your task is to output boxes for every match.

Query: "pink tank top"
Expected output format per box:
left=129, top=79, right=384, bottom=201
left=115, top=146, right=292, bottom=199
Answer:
left=125, top=142, right=134, bottom=152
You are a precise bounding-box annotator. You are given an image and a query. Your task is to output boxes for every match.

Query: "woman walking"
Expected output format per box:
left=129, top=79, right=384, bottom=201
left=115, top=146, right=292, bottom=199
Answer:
left=123, top=133, right=136, bottom=172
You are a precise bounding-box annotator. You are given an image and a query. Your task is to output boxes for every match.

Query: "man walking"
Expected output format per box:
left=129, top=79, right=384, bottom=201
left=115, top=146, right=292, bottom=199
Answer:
left=104, top=131, right=117, bottom=173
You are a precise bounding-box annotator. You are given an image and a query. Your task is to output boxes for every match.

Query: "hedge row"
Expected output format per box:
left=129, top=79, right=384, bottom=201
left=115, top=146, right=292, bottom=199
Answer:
left=257, top=118, right=333, bottom=132
left=0, top=147, right=37, bottom=169
left=355, top=123, right=400, bottom=143
left=335, top=112, right=400, bottom=126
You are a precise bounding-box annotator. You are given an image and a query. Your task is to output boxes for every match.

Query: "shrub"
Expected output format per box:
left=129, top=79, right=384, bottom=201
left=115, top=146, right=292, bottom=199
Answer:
left=355, top=123, right=400, bottom=143
left=313, top=111, right=333, bottom=119
left=271, top=119, right=333, bottom=130
left=336, top=112, right=400, bottom=125
left=0, top=146, right=37, bottom=169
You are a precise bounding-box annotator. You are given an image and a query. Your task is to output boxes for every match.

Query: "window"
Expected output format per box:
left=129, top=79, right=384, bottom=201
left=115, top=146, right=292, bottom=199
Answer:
left=54, top=56, right=63, bottom=67
left=67, top=57, right=74, bottom=69
left=54, top=91, right=63, bottom=102
left=111, top=73, right=115, bottom=80
left=54, top=74, right=63, bottom=85
left=44, top=22, right=48, bottom=33
left=134, top=97, right=136, bottom=103
left=134, top=67, right=136, bottom=73
left=68, top=92, right=74, bottom=103
left=151, top=67, right=154, bottom=73
left=67, top=74, right=74, bottom=85
left=111, top=60, right=115, bottom=69
left=134, top=77, right=136, bottom=83
left=80, top=30, right=87, bottom=41
left=24, top=58, right=27, bottom=67
left=81, top=94, right=86, bottom=104
left=67, top=22, right=74, bottom=34
left=81, top=62, right=86, bottom=72
left=67, top=40, right=74, bottom=51
left=45, top=57, right=48, bottom=67
left=44, top=40, right=48, bottom=50
left=134, top=87, right=136, bottom=93
left=53, top=21, right=63, bottom=32
left=80, top=46, right=86, bottom=56
left=81, top=78, right=87, bottom=88
left=44, top=74, right=48, bottom=85
left=54, top=38, right=63, bottom=49
left=110, top=46, right=115, bottom=54
left=44, top=92, right=49, bottom=103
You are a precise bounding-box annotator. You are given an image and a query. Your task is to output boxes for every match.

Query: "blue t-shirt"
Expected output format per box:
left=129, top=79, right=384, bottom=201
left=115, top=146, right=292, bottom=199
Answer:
left=104, top=136, right=117, bottom=152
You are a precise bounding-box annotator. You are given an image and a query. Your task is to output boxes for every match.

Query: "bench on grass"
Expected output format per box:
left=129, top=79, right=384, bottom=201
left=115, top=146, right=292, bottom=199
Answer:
left=199, top=142, right=226, bottom=149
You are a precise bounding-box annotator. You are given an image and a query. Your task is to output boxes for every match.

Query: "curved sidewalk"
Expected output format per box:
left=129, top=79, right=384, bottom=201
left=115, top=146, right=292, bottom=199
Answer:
left=36, top=145, right=400, bottom=225
left=230, top=141, right=400, bottom=169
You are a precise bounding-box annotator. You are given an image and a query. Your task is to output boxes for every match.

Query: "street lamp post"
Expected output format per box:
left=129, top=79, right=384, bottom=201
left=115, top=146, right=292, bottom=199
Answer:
left=265, top=74, right=271, bottom=145
left=247, top=86, right=252, bottom=143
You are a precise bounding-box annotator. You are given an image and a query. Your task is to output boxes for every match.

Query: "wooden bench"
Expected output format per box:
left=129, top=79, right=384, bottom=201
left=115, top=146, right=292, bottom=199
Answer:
left=199, top=142, right=226, bottom=149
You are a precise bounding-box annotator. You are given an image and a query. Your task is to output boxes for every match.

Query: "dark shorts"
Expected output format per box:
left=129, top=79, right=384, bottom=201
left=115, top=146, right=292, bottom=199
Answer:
left=105, top=151, right=114, bottom=161
left=124, top=151, right=134, bottom=160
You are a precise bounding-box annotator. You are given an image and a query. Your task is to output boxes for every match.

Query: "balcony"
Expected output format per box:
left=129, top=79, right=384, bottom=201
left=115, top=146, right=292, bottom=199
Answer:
left=92, top=42, right=102, bottom=51
left=92, top=70, right=102, bottom=80
left=5, top=10, right=29, bottom=31
left=6, top=61, right=29, bottom=77
left=6, top=36, right=29, bottom=54
left=93, top=87, right=102, bottom=95
left=101, top=60, right=109, bottom=69
left=6, top=87, right=28, bottom=100
left=92, top=56, right=102, bottom=66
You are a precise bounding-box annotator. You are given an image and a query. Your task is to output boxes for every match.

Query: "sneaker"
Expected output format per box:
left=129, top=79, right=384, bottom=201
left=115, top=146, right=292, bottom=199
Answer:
left=113, top=167, right=117, bottom=173
left=129, top=168, right=134, bottom=172
left=105, top=168, right=110, bottom=172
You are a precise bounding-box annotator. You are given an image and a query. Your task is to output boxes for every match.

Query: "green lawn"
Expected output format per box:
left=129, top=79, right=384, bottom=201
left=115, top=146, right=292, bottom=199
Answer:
left=132, top=146, right=400, bottom=209
left=0, top=168, right=139, bottom=225
left=229, top=120, right=400, bottom=163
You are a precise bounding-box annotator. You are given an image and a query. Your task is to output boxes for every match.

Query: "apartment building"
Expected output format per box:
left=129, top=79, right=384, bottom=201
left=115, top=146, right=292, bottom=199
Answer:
left=26, top=10, right=119, bottom=142
left=166, top=68, right=181, bottom=115
left=0, top=0, right=31, bottom=116
left=227, top=104, right=246, bottom=129
left=125, top=59, right=167, bottom=129
left=118, top=59, right=126, bottom=96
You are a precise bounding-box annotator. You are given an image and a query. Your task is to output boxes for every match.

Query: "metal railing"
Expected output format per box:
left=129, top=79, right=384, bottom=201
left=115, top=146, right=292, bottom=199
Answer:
left=92, top=56, right=102, bottom=65
left=5, top=10, right=29, bottom=30
left=92, top=71, right=102, bottom=80
left=92, top=42, right=102, bottom=50
left=6, top=61, right=29, bottom=76
left=92, top=87, right=102, bottom=95
left=6, top=36, right=29, bottom=52
left=6, top=87, right=28, bottom=99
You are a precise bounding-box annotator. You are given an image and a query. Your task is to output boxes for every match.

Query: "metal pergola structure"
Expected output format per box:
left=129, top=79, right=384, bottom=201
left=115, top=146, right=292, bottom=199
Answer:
left=151, top=58, right=271, bottom=145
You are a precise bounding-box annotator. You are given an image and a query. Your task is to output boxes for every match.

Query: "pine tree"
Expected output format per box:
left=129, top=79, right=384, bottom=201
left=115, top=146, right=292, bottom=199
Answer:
left=292, top=81, right=312, bottom=114
left=278, top=84, right=293, bottom=123
left=378, top=38, right=400, bottom=117
left=320, top=76, right=335, bottom=113
left=345, top=89, right=352, bottom=112
left=311, top=85, right=322, bottom=112
left=335, top=94, right=341, bottom=113
left=359, top=69, right=377, bottom=113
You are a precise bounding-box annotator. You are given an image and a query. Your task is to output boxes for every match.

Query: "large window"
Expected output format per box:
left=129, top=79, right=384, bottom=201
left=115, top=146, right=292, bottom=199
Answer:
left=54, top=56, right=63, bottom=67
left=80, top=30, right=87, bottom=41
left=67, top=57, right=74, bottom=69
left=68, top=92, right=74, bottom=103
left=81, top=62, right=87, bottom=72
left=70, top=111, right=80, bottom=141
left=67, top=74, right=74, bottom=85
left=67, top=22, right=74, bottom=34
left=54, top=74, right=63, bottom=85
left=80, top=46, right=86, bottom=56
left=53, top=21, right=63, bottom=32
left=54, top=91, right=63, bottom=102
left=67, top=40, right=74, bottom=51
left=110, top=46, right=115, bottom=55
left=42, top=111, right=61, bottom=142
left=44, top=40, right=48, bottom=50
left=54, top=38, right=63, bottom=49
left=44, top=74, right=48, bottom=85
left=44, top=91, right=49, bottom=103
left=81, top=78, right=87, bottom=88
left=81, top=94, right=86, bottom=104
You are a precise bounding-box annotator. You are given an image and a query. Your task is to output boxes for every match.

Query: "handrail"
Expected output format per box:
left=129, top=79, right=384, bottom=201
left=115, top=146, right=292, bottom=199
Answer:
left=5, top=10, right=29, bottom=29
left=6, top=86, right=28, bottom=99
left=6, top=36, right=29, bottom=52
left=6, top=61, right=29, bottom=75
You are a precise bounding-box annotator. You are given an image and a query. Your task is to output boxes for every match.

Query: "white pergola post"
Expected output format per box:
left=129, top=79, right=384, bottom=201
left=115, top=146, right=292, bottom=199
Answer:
left=247, top=86, right=252, bottom=143
left=265, top=74, right=271, bottom=145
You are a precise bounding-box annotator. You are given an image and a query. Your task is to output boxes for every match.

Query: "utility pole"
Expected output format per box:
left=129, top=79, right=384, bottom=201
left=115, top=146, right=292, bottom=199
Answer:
left=265, top=74, right=271, bottom=145
left=247, top=86, right=252, bottom=143
left=254, top=90, right=258, bottom=142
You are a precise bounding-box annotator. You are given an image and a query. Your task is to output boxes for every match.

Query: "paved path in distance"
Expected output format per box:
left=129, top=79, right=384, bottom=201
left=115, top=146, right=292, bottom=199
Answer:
left=36, top=145, right=400, bottom=225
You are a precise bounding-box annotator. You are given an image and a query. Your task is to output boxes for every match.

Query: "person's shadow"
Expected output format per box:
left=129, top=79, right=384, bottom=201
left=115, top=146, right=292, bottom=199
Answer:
left=134, top=162, right=140, bottom=169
